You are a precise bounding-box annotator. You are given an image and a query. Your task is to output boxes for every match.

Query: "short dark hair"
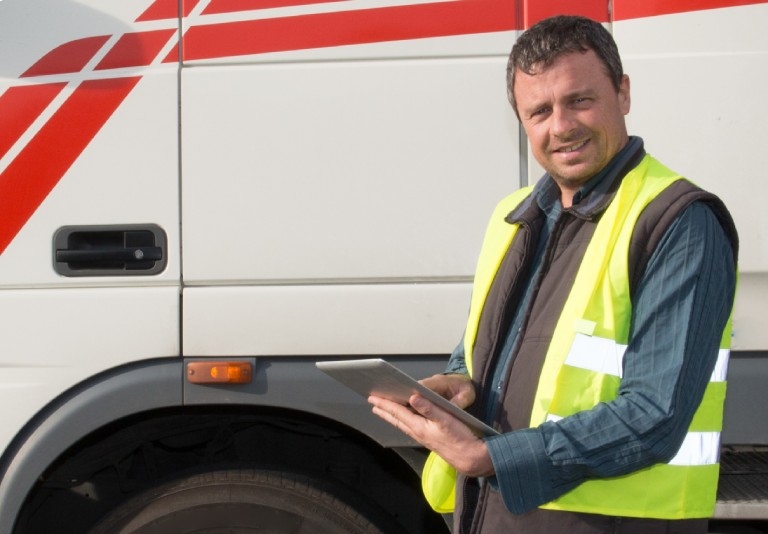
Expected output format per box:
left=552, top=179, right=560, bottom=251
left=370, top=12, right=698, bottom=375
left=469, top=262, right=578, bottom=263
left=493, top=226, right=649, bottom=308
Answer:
left=507, top=16, right=624, bottom=116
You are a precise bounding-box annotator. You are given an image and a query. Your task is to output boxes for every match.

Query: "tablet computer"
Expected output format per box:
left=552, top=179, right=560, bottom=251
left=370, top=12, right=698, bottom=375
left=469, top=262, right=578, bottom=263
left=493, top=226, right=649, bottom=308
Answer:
left=316, top=358, right=498, bottom=437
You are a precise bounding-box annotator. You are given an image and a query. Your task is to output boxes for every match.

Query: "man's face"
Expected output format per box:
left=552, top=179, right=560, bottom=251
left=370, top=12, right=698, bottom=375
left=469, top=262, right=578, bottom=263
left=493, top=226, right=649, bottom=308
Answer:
left=513, top=49, right=631, bottom=203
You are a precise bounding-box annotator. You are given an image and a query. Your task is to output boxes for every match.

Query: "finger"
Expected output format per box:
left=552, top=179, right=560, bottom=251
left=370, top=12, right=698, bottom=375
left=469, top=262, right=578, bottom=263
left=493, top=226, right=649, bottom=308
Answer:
left=409, top=394, right=457, bottom=427
left=408, top=394, right=435, bottom=417
left=418, top=374, right=475, bottom=408
left=370, top=401, right=421, bottom=442
left=369, top=396, right=418, bottom=427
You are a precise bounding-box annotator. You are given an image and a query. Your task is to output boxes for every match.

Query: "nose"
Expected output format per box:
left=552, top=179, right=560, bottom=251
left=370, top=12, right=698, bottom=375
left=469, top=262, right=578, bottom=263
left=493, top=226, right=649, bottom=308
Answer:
left=551, top=105, right=578, bottom=138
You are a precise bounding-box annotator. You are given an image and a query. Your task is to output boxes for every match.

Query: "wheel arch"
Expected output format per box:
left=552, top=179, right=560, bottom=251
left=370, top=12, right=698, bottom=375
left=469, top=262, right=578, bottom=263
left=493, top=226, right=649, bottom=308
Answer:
left=0, top=359, right=183, bottom=533
left=0, top=356, right=448, bottom=534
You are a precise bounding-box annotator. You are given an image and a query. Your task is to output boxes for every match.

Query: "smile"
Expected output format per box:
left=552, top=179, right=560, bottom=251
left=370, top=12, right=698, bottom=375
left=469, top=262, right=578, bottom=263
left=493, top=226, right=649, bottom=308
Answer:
left=557, top=139, right=589, bottom=153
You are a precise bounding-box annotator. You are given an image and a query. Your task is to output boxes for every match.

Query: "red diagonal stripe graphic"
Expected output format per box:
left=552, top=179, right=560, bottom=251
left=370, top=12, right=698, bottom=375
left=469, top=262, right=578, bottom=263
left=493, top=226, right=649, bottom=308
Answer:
left=21, top=35, right=110, bottom=77
left=136, top=0, right=201, bottom=21
left=613, top=0, right=768, bottom=20
left=524, top=0, right=608, bottom=27
left=204, top=0, right=347, bottom=15
left=174, top=0, right=517, bottom=62
left=95, top=29, right=178, bottom=70
left=0, top=83, right=67, bottom=160
left=0, top=77, right=140, bottom=254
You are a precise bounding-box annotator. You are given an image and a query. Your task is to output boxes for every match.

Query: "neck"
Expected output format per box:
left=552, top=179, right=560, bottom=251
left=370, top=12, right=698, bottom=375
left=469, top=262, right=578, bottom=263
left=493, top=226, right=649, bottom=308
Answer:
left=559, top=187, right=578, bottom=209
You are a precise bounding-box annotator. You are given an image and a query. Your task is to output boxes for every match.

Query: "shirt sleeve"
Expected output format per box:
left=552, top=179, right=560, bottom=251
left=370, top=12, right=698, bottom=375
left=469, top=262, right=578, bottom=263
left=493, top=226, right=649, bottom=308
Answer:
left=445, top=335, right=469, bottom=375
left=484, top=201, right=737, bottom=514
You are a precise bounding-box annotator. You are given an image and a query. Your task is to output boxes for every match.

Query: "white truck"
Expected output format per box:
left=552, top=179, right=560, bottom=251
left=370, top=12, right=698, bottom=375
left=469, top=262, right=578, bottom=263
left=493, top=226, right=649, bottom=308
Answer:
left=0, top=1, right=766, bottom=532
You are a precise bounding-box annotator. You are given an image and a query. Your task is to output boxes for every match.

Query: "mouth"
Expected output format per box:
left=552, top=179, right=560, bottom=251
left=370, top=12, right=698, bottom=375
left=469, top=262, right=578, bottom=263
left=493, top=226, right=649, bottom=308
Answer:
left=555, top=139, right=589, bottom=154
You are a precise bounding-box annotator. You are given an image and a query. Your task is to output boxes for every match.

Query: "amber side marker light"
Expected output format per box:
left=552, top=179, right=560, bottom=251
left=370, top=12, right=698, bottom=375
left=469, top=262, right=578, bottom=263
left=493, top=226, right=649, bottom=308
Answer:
left=187, top=361, right=252, bottom=384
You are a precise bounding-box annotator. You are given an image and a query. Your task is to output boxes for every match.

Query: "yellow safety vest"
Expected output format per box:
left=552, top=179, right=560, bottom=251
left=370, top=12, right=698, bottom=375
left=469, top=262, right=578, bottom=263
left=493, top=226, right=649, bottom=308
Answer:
left=423, top=155, right=732, bottom=518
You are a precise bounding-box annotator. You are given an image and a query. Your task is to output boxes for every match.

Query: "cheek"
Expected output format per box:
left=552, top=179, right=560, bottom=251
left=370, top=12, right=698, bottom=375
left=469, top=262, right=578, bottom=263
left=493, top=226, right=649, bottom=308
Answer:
left=524, top=124, right=549, bottom=151
left=602, top=113, right=628, bottom=142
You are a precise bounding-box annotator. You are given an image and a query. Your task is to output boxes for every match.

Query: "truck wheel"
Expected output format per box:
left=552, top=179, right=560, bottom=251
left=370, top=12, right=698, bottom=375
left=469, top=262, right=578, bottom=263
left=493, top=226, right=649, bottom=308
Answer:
left=87, top=469, right=400, bottom=534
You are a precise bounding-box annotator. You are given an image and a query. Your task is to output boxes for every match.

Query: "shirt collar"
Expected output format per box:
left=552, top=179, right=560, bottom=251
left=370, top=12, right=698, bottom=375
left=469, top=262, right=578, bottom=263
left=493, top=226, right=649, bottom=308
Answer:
left=531, top=136, right=646, bottom=220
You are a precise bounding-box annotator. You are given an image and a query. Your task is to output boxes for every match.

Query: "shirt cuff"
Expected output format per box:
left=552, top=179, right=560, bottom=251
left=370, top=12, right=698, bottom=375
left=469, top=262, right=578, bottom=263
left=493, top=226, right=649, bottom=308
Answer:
left=485, top=428, right=557, bottom=514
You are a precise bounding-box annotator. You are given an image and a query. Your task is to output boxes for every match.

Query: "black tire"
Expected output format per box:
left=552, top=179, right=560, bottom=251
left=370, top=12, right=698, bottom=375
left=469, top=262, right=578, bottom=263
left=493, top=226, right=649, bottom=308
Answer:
left=87, top=469, right=399, bottom=534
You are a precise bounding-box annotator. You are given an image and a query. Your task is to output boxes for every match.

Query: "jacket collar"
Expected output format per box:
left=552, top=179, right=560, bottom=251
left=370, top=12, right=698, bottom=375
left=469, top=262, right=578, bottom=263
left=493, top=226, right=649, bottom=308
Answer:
left=506, top=136, right=646, bottom=224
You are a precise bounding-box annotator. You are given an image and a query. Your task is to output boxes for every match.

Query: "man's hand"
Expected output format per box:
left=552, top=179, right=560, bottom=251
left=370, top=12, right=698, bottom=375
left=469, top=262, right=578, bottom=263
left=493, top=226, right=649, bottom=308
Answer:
left=368, top=373, right=494, bottom=478
left=419, top=373, right=476, bottom=409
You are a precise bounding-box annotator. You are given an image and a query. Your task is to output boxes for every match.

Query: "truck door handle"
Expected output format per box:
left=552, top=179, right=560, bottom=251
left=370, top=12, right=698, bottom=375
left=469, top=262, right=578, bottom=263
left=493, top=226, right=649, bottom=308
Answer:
left=56, top=246, right=163, bottom=263
left=53, top=225, right=168, bottom=276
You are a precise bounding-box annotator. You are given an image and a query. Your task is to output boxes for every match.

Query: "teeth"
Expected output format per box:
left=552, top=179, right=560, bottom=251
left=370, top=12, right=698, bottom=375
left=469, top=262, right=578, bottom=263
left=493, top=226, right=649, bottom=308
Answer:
left=560, top=140, right=587, bottom=153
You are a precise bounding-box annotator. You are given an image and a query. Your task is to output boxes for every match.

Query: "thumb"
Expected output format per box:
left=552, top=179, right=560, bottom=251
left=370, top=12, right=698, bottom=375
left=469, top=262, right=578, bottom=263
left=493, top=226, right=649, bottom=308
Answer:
left=409, top=394, right=430, bottom=415
left=410, top=394, right=442, bottom=422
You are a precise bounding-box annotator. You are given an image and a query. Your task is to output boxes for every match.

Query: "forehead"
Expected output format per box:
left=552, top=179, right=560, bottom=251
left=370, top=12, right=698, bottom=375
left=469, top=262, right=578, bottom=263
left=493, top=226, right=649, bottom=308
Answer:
left=513, top=50, right=613, bottom=104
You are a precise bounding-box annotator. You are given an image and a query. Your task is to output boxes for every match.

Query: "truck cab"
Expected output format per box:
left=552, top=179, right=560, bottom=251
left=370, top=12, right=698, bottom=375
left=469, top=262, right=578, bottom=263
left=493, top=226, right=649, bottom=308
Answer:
left=0, top=1, right=766, bottom=532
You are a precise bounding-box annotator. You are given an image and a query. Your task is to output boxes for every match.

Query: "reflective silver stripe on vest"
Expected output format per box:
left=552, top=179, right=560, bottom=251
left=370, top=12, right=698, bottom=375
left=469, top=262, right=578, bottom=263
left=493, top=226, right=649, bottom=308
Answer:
left=545, top=413, right=720, bottom=467
left=668, top=431, right=720, bottom=466
left=566, top=332, right=730, bottom=382
left=546, top=332, right=730, bottom=467
left=567, top=333, right=626, bottom=378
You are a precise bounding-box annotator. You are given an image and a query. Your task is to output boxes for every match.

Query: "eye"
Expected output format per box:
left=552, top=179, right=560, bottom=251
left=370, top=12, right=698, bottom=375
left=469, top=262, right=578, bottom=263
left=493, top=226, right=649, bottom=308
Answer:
left=572, top=97, right=592, bottom=108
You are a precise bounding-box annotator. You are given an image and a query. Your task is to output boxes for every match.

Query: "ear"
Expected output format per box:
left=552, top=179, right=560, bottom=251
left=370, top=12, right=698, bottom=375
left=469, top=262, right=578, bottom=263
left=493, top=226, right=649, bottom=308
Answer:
left=618, top=74, right=631, bottom=115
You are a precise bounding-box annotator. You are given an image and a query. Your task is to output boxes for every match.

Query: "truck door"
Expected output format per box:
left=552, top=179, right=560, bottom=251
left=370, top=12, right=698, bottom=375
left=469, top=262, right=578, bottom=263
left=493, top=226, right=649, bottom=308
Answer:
left=0, top=0, right=181, bottom=460
left=180, top=1, right=520, bottom=360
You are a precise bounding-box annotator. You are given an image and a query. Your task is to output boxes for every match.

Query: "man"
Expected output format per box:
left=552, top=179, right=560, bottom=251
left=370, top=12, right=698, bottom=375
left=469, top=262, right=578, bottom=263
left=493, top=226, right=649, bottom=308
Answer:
left=369, top=15, right=738, bottom=534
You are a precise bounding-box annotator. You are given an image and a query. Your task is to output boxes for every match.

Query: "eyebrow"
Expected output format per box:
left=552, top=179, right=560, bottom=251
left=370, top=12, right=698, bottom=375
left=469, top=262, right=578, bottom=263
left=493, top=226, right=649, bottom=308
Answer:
left=523, top=88, right=598, bottom=116
left=562, top=88, right=597, bottom=101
